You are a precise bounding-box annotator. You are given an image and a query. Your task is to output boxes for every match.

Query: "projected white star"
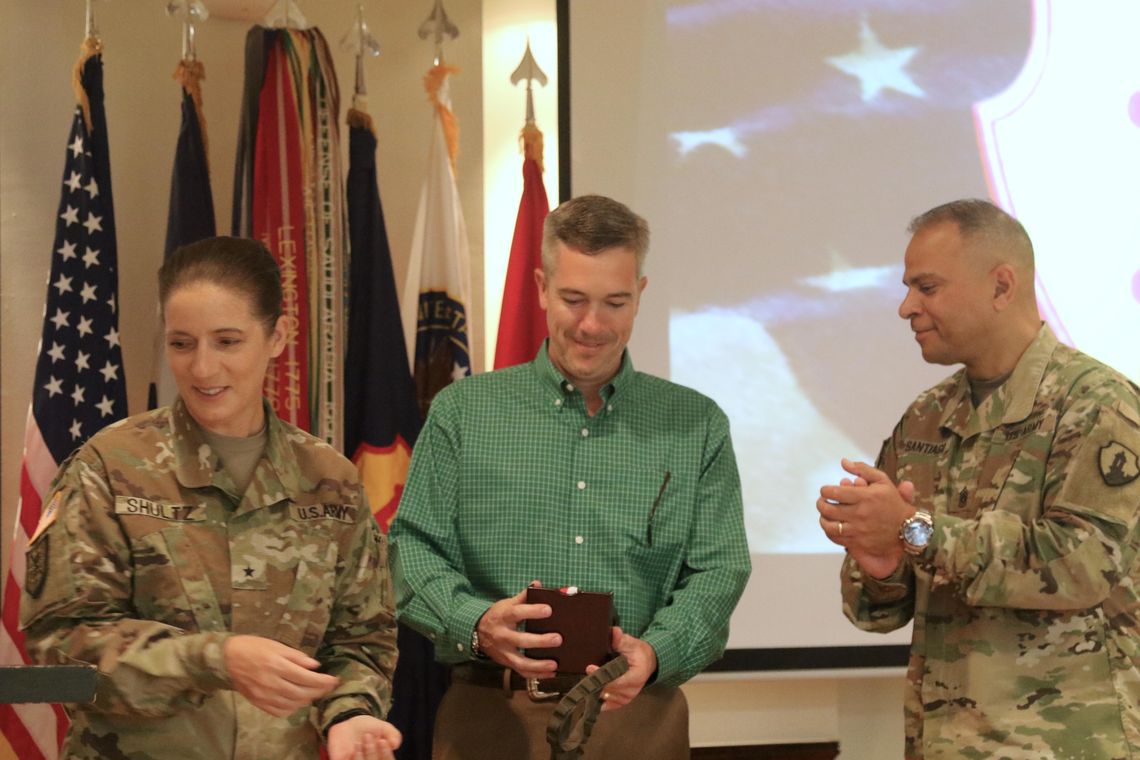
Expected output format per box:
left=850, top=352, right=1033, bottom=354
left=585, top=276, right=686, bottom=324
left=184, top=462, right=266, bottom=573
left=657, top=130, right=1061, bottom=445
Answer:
left=826, top=17, right=924, bottom=102
left=670, top=127, right=748, bottom=158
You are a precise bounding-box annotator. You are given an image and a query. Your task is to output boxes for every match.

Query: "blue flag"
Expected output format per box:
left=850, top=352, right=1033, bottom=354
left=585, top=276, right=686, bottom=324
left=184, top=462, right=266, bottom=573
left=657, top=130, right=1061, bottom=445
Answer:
left=344, top=106, right=447, bottom=760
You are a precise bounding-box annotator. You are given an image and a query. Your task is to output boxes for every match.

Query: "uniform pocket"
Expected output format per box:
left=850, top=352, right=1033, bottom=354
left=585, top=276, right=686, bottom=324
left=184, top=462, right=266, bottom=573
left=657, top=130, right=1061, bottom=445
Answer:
left=133, top=527, right=220, bottom=632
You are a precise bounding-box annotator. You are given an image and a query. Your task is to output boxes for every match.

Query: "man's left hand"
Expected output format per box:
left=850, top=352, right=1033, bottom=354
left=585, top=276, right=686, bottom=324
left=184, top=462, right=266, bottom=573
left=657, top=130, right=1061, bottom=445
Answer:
left=585, top=627, right=657, bottom=711
left=817, top=458, right=916, bottom=579
left=327, top=715, right=402, bottom=760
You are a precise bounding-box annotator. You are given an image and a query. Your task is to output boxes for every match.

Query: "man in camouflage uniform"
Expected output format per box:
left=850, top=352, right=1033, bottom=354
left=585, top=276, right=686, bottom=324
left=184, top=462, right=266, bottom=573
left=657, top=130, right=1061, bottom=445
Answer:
left=816, top=199, right=1140, bottom=759
left=21, top=398, right=398, bottom=759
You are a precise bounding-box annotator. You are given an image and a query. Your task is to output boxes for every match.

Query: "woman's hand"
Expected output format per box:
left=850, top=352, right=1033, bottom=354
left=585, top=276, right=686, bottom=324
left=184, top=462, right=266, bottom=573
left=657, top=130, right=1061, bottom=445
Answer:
left=327, top=715, right=402, bottom=760
left=223, top=635, right=339, bottom=717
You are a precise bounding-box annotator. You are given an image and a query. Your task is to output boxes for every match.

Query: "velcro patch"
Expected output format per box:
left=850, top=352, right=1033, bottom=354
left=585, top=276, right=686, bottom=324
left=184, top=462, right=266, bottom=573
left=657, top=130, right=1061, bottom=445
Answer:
left=290, top=503, right=358, bottom=523
left=114, top=496, right=204, bottom=522
left=1100, top=441, right=1140, bottom=486
left=1057, top=405, right=1140, bottom=519
left=25, top=534, right=49, bottom=599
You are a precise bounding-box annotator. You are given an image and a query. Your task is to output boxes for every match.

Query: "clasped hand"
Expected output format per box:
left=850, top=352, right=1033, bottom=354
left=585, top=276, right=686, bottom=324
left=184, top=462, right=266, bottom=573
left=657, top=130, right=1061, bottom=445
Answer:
left=224, top=635, right=337, bottom=717
left=816, top=458, right=917, bottom=579
left=478, top=583, right=657, bottom=710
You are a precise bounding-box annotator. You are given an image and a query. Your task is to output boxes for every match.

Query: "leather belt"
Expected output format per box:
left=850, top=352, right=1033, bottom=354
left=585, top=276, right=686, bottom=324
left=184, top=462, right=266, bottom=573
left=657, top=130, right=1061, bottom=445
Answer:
left=451, top=664, right=581, bottom=701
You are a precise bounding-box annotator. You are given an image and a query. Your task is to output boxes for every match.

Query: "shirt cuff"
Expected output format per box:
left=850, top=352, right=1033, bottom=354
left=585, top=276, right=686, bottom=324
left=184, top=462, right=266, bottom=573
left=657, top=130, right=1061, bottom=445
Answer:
left=445, top=597, right=493, bottom=661
left=639, top=630, right=678, bottom=687
left=194, top=631, right=234, bottom=691
left=318, top=696, right=381, bottom=736
left=848, top=561, right=911, bottom=603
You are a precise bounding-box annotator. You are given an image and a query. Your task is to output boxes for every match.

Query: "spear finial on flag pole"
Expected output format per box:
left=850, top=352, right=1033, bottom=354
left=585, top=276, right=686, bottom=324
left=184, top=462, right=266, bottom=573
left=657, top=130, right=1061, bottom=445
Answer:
left=165, top=0, right=209, bottom=63
left=341, top=3, right=381, bottom=110
left=418, top=0, right=458, bottom=66
left=511, top=38, right=548, bottom=128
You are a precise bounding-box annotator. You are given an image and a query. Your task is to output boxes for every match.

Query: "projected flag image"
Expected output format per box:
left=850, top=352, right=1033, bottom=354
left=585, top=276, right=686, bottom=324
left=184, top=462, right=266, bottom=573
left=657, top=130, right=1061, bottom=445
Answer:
left=640, top=0, right=1140, bottom=552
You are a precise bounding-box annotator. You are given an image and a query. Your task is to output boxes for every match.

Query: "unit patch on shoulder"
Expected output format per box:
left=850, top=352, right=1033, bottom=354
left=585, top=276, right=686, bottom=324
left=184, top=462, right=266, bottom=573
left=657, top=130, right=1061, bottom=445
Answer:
left=1100, top=441, right=1140, bottom=487
left=25, top=534, right=49, bottom=599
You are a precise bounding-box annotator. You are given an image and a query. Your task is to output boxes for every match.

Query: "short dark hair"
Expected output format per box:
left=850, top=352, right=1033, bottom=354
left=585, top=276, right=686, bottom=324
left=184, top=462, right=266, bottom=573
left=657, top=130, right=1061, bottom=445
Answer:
left=908, top=198, right=1034, bottom=271
left=541, top=195, right=649, bottom=276
left=158, top=236, right=283, bottom=330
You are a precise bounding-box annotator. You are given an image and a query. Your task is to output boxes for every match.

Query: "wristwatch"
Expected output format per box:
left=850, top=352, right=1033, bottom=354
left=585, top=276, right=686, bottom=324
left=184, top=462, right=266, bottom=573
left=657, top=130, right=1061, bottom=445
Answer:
left=471, top=625, right=488, bottom=659
left=899, top=510, right=934, bottom=555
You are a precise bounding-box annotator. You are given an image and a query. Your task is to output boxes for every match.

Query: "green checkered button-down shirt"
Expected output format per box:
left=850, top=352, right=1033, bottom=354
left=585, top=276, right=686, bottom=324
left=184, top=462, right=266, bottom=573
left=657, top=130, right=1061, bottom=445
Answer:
left=390, top=344, right=751, bottom=687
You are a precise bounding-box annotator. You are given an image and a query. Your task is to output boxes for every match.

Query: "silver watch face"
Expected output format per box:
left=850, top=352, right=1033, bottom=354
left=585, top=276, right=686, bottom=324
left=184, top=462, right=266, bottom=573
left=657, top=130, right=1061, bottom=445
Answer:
left=904, top=517, right=934, bottom=546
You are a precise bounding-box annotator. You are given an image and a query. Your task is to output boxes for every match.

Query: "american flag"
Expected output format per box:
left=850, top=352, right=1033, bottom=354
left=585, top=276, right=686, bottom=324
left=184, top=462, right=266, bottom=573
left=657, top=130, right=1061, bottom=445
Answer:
left=0, top=47, right=126, bottom=760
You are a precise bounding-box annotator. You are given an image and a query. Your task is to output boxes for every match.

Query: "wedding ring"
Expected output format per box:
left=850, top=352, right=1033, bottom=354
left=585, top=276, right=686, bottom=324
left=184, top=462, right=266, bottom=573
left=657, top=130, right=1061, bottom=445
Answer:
left=838, top=521, right=844, bottom=537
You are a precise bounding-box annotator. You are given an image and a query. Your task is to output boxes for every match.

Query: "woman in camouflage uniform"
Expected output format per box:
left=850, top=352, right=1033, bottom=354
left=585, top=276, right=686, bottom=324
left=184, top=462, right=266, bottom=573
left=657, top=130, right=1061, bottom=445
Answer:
left=20, top=237, right=400, bottom=760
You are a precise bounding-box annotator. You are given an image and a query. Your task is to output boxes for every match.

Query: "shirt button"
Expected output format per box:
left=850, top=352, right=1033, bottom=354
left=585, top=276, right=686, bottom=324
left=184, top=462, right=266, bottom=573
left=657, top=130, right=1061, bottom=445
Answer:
left=554, top=399, right=563, bottom=407
left=580, top=428, right=589, bottom=437
left=566, top=383, right=575, bottom=392
left=606, top=405, right=613, bottom=413
left=577, top=480, right=586, bottom=490
left=456, top=643, right=464, bottom=652
left=575, top=536, right=584, bottom=545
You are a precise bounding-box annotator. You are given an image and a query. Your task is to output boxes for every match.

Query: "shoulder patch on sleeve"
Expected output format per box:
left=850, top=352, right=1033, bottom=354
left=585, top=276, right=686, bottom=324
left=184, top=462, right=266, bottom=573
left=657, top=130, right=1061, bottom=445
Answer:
left=1100, top=441, right=1139, bottom=486
left=1057, top=405, right=1140, bottom=518
left=25, top=534, right=49, bottom=599
left=29, top=491, right=63, bottom=544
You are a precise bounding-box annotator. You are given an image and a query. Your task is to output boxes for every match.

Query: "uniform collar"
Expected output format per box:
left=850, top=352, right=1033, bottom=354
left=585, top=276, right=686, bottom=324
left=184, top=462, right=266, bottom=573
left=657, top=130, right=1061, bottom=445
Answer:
left=531, top=340, right=635, bottom=407
left=940, top=323, right=1056, bottom=436
left=170, top=397, right=299, bottom=509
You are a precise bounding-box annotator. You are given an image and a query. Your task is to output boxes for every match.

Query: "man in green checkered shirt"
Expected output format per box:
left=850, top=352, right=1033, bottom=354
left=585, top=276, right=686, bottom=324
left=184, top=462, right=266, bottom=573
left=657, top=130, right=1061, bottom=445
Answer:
left=390, top=195, right=751, bottom=759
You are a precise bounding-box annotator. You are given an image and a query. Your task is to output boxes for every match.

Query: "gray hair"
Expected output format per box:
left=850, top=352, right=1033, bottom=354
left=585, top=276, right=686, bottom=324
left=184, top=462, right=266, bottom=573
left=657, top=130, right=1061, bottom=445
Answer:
left=908, top=198, right=1034, bottom=273
left=541, top=195, right=649, bottom=276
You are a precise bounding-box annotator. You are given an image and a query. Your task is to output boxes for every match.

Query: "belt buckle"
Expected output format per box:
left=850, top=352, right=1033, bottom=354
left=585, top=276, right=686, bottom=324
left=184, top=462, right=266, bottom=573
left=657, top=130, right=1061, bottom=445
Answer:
left=526, top=677, right=561, bottom=701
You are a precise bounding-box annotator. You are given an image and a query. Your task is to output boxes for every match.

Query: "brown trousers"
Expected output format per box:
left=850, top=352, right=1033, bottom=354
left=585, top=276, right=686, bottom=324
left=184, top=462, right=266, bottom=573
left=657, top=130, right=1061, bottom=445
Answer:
left=432, top=678, right=689, bottom=760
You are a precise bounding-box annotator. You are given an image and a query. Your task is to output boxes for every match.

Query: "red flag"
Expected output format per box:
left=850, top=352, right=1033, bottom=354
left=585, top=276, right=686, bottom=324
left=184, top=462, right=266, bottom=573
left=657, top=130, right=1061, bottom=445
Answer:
left=1, top=40, right=127, bottom=760
left=494, top=123, right=550, bottom=368
left=252, top=40, right=310, bottom=431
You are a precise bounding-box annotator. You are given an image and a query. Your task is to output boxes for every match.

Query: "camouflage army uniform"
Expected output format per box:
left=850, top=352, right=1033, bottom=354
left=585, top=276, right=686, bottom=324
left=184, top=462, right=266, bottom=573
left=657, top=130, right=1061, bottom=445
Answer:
left=843, top=325, right=1140, bottom=759
left=20, top=399, right=397, bottom=760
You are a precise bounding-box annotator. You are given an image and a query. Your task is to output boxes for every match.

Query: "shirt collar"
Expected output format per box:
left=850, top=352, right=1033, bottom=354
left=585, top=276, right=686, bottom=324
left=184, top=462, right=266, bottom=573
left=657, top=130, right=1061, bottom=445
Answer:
left=170, top=397, right=299, bottom=506
left=531, top=340, right=636, bottom=406
left=940, top=323, right=1056, bottom=436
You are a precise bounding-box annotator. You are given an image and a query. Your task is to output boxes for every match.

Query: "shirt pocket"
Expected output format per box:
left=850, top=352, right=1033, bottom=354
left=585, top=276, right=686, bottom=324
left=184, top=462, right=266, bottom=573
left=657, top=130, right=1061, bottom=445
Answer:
left=983, top=410, right=1056, bottom=520
left=608, top=467, right=689, bottom=583
left=272, top=511, right=341, bottom=653
left=133, top=526, right=221, bottom=632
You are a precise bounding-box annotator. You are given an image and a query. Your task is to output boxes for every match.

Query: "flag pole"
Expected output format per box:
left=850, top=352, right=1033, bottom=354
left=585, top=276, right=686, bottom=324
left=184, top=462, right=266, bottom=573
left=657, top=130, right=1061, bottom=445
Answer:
left=493, top=40, right=551, bottom=369
left=84, top=0, right=98, bottom=43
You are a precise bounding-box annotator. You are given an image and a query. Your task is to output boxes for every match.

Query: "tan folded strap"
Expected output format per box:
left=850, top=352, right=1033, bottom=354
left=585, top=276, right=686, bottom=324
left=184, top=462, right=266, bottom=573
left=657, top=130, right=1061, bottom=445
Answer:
left=545, top=655, right=630, bottom=760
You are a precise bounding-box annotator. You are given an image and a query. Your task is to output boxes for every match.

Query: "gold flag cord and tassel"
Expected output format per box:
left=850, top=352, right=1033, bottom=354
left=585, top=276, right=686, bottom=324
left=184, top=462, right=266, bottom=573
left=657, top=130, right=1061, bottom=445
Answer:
left=173, top=59, right=211, bottom=164
left=71, top=36, right=103, bottom=132
left=424, top=62, right=461, bottom=173
left=520, top=121, right=544, bottom=172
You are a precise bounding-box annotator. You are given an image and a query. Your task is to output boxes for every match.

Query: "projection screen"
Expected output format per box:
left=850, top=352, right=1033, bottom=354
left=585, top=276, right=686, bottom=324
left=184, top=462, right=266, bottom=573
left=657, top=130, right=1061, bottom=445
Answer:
left=565, top=0, right=1140, bottom=667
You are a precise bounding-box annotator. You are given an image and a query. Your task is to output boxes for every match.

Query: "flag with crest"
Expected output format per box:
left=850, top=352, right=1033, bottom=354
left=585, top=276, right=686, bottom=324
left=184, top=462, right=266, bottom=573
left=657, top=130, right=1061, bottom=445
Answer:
left=401, top=62, right=473, bottom=415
